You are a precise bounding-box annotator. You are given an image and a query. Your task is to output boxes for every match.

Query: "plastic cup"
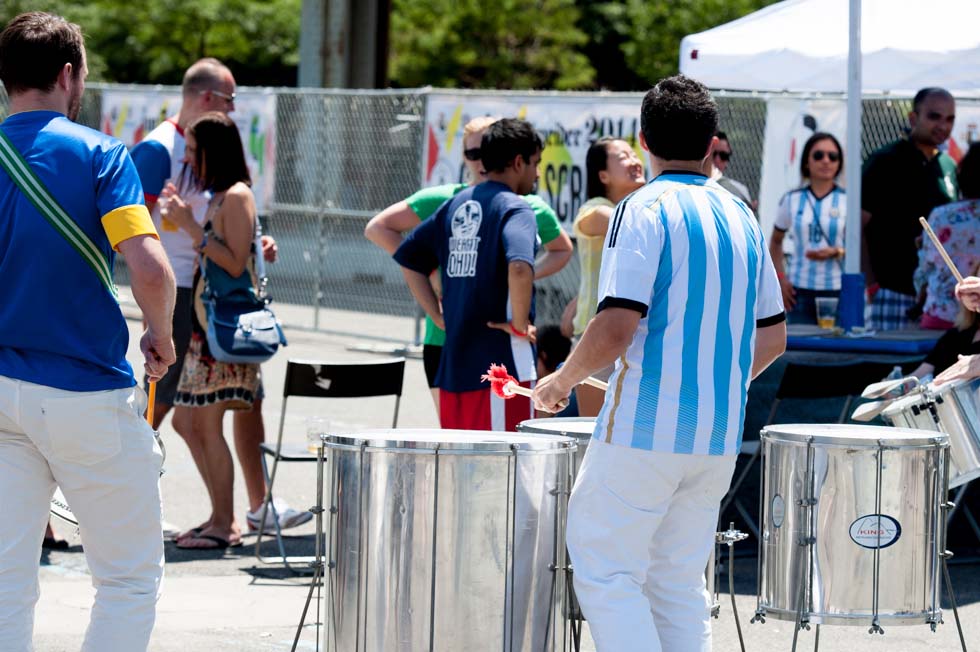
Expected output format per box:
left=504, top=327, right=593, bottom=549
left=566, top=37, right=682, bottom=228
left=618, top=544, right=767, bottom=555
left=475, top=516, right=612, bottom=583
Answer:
left=306, top=417, right=330, bottom=453
left=815, top=297, right=839, bottom=329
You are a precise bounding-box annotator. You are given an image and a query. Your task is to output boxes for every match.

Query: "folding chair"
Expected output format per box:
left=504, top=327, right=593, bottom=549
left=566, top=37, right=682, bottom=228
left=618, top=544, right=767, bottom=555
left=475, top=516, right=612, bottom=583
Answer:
left=254, top=357, right=405, bottom=571
left=721, top=359, right=897, bottom=538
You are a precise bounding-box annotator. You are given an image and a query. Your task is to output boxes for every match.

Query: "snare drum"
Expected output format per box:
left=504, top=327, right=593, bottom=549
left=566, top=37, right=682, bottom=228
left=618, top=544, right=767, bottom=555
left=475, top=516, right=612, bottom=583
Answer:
left=757, top=424, right=948, bottom=629
left=322, top=429, right=575, bottom=652
left=881, top=378, right=980, bottom=488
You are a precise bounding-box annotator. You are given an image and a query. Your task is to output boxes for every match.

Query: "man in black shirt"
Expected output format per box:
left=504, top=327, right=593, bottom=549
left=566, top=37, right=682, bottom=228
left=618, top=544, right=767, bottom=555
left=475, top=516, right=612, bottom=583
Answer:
left=862, top=87, right=958, bottom=330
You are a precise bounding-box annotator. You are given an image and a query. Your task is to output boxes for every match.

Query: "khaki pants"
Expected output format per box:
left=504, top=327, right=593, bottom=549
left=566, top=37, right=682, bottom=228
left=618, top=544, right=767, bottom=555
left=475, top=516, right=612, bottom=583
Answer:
left=0, top=375, right=164, bottom=652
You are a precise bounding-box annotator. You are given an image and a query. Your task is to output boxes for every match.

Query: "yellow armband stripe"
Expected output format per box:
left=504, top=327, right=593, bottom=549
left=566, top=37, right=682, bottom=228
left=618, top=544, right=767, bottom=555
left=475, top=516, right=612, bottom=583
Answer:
left=101, top=204, right=158, bottom=250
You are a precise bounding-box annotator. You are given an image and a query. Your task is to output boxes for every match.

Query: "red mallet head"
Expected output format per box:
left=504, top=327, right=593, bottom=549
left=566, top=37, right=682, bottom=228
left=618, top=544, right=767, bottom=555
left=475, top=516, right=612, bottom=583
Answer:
left=481, top=363, right=519, bottom=398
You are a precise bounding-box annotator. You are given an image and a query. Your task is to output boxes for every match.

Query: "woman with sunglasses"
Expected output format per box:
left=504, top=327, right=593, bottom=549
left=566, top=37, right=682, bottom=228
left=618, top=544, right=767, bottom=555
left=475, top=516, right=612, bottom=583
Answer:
left=769, top=132, right=846, bottom=324
left=365, top=116, right=572, bottom=412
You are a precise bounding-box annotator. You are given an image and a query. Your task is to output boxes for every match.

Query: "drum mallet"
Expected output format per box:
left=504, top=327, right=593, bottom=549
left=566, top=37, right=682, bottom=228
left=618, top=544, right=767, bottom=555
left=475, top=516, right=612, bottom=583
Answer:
left=483, top=363, right=569, bottom=410
left=919, top=216, right=964, bottom=283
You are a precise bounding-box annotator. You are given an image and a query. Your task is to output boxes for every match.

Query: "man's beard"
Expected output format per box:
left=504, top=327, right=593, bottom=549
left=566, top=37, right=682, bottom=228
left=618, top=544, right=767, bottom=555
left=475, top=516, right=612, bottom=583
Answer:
left=67, top=87, right=82, bottom=122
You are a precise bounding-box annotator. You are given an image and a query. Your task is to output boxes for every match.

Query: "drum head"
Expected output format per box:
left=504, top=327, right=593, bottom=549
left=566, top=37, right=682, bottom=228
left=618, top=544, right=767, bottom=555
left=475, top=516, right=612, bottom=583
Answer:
left=762, top=423, right=947, bottom=447
left=517, top=417, right=595, bottom=439
left=323, top=428, right=575, bottom=451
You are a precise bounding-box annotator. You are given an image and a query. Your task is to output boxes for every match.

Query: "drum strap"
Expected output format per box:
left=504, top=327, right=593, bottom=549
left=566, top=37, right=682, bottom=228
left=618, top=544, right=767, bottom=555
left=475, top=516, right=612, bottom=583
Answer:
left=0, top=130, right=117, bottom=299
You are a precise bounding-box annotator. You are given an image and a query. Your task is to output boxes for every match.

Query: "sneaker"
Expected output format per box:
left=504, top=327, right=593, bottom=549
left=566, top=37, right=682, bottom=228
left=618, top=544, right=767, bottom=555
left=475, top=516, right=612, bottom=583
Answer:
left=246, top=498, right=313, bottom=533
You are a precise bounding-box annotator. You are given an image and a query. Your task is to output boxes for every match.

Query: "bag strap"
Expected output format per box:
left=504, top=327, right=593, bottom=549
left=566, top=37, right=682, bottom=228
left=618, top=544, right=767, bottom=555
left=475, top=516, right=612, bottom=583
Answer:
left=0, top=129, right=117, bottom=298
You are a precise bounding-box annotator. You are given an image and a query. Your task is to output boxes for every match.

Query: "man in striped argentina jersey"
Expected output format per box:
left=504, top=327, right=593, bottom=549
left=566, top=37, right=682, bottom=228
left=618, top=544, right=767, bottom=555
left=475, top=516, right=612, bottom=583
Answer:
left=534, top=75, right=786, bottom=652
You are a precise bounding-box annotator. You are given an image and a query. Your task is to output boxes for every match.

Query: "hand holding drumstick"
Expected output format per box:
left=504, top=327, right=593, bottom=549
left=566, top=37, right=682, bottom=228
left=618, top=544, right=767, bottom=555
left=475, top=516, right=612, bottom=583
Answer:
left=919, top=216, right=980, bottom=312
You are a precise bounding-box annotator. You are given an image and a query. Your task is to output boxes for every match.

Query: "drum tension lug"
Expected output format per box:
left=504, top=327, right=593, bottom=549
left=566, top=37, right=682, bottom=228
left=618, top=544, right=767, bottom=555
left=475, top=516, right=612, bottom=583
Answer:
left=329, top=506, right=338, bottom=514
left=751, top=609, right=766, bottom=624
left=309, top=506, right=325, bottom=515
left=944, top=501, right=956, bottom=510
left=943, top=549, right=954, bottom=560
left=868, top=618, right=884, bottom=635
left=796, top=498, right=818, bottom=507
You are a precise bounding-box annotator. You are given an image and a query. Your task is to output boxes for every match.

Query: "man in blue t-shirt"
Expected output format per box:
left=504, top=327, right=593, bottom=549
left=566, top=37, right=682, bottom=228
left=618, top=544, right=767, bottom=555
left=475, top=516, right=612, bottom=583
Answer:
left=0, top=13, right=177, bottom=651
left=395, top=118, right=541, bottom=430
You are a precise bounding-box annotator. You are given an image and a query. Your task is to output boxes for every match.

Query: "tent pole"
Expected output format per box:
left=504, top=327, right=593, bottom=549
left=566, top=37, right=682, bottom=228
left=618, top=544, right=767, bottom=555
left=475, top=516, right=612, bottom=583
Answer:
left=841, top=0, right=866, bottom=330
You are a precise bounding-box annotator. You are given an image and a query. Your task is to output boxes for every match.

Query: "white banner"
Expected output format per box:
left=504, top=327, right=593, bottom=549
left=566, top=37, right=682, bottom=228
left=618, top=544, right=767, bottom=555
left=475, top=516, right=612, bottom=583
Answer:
left=100, top=89, right=277, bottom=213
left=423, top=92, right=645, bottom=229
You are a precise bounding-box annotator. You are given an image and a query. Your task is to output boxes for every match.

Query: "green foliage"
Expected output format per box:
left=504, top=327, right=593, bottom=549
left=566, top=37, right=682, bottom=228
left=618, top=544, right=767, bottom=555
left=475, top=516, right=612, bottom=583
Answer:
left=390, top=0, right=595, bottom=90
left=616, top=0, right=779, bottom=86
left=0, top=0, right=777, bottom=90
left=0, top=0, right=301, bottom=85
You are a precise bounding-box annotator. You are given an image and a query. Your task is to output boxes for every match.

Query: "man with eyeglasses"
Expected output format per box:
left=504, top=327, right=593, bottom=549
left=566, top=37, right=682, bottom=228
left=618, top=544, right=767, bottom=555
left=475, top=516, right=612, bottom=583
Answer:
left=862, top=87, right=958, bottom=331
left=130, top=58, right=310, bottom=540
left=710, top=130, right=755, bottom=210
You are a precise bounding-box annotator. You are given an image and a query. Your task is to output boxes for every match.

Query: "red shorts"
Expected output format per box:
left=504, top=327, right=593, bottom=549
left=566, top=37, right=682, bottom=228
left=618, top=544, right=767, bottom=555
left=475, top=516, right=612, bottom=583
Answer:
left=439, top=383, right=533, bottom=431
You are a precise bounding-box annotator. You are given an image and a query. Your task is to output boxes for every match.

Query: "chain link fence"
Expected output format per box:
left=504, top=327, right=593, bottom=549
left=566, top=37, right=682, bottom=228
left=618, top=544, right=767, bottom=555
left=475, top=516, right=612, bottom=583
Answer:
left=3, top=85, right=979, bottom=343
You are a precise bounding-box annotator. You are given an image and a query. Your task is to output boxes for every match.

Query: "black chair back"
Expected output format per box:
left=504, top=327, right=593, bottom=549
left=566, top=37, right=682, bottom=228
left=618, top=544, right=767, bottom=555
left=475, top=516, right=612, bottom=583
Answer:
left=282, top=358, right=406, bottom=400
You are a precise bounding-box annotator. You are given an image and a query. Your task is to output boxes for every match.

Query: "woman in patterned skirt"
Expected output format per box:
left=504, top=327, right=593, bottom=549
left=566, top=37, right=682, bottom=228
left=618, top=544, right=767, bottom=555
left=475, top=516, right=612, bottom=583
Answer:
left=160, top=111, right=260, bottom=550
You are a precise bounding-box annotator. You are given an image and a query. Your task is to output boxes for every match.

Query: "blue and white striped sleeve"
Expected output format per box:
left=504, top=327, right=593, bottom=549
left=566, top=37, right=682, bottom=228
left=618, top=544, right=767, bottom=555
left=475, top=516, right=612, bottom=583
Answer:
left=757, top=237, right=786, bottom=326
left=595, top=198, right=661, bottom=318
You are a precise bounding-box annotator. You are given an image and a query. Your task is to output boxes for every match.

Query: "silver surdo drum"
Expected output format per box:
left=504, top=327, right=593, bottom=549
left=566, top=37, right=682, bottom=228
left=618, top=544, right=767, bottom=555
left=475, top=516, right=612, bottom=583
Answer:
left=881, top=378, right=980, bottom=488
left=757, top=424, right=949, bottom=631
left=322, top=429, right=576, bottom=652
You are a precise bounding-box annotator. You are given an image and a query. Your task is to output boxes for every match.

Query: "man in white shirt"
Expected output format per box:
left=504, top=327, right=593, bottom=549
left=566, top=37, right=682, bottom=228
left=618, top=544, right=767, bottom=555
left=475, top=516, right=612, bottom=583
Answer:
left=534, top=75, right=786, bottom=652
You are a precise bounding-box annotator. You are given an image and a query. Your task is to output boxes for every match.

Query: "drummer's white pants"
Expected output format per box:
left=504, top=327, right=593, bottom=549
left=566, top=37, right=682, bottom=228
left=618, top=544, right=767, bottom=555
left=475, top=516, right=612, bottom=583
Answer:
left=566, top=439, right=736, bottom=652
left=0, top=375, right=164, bottom=652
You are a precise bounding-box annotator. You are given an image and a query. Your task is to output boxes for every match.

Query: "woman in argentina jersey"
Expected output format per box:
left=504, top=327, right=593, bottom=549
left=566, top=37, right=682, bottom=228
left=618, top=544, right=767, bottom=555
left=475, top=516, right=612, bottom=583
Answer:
left=769, top=132, right=846, bottom=324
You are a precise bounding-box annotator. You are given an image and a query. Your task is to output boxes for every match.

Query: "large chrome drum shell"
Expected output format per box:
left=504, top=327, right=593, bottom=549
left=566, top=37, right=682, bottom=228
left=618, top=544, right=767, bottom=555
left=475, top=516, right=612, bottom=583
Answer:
left=758, top=424, right=947, bottom=627
left=882, top=378, right=980, bottom=488
left=322, top=429, right=575, bottom=652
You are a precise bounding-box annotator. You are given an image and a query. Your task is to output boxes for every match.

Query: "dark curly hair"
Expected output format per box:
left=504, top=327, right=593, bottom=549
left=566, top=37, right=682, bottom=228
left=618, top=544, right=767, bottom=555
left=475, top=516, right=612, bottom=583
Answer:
left=641, top=75, right=718, bottom=162
left=480, top=118, right=543, bottom=174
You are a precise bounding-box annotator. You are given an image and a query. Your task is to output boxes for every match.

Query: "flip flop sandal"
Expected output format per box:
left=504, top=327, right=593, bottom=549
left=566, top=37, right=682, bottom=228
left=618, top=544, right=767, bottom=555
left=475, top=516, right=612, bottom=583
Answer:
left=176, top=533, right=243, bottom=550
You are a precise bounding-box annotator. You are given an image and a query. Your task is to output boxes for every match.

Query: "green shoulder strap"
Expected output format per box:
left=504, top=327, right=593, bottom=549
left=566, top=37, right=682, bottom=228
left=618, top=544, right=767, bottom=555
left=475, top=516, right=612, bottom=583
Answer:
left=0, top=129, right=117, bottom=298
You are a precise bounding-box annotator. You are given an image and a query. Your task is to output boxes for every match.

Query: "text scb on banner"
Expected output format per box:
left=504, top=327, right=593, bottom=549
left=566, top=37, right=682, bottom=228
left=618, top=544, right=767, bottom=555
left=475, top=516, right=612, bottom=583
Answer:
left=423, top=92, right=645, bottom=229
left=100, top=88, right=277, bottom=213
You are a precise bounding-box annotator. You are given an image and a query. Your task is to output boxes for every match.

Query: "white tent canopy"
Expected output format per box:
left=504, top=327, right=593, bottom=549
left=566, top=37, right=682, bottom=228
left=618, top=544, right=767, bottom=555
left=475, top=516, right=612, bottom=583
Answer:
left=680, top=0, right=980, bottom=94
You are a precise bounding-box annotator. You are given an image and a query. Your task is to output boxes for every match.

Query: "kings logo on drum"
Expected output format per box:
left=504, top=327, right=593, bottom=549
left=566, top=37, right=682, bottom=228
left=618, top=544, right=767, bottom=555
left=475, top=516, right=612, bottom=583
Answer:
left=848, top=514, right=902, bottom=549
left=448, top=200, right=481, bottom=277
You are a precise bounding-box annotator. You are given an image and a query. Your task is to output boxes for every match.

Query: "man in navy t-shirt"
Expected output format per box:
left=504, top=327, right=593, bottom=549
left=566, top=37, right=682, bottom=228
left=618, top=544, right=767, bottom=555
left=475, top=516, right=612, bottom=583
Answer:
left=395, top=118, right=541, bottom=430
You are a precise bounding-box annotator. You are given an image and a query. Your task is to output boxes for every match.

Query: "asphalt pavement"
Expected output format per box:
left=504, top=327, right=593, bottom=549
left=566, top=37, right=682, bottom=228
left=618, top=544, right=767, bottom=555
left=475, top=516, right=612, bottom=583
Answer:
left=33, top=300, right=980, bottom=651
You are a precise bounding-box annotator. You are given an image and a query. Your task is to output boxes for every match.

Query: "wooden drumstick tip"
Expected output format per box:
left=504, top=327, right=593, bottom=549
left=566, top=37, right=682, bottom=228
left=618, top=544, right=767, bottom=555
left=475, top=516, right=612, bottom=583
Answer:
left=919, top=216, right=964, bottom=283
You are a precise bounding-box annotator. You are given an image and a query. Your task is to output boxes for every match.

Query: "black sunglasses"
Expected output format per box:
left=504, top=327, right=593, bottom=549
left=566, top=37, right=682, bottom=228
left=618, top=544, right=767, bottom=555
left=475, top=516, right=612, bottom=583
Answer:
left=463, top=147, right=482, bottom=161
left=714, top=151, right=731, bottom=162
left=812, top=150, right=840, bottom=162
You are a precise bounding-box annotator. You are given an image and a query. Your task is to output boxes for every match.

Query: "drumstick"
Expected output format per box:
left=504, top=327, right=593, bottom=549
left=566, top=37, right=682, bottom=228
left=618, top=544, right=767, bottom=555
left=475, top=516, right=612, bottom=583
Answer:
left=482, top=364, right=569, bottom=410
left=147, top=380, right=157, bottom=426
left=919, top=216, right=964, bottom=283
left=580, top=376, right=609, bottom=391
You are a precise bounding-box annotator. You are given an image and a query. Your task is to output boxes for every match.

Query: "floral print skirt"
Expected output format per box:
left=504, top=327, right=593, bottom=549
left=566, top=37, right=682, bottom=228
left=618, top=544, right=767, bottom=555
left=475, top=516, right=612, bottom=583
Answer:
left=174, top=333, right=260, bottom=410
